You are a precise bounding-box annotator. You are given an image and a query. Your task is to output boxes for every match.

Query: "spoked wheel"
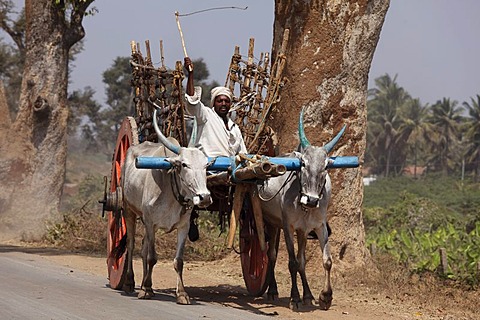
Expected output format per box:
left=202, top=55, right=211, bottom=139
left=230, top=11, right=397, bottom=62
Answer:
left=239, top=194, right=269, bottom=296
left=106, top=117, right=139, bottom=290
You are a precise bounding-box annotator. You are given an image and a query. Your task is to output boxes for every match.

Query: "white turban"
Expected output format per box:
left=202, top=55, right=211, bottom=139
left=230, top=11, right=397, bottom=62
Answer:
left=210, top=86, right=233, bottom=107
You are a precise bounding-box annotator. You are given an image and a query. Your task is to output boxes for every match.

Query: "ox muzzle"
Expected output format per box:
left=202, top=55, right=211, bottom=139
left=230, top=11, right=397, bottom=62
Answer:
left=300, top=194, right=323, bottom=208
left=191, top=193, right=212, bottom=208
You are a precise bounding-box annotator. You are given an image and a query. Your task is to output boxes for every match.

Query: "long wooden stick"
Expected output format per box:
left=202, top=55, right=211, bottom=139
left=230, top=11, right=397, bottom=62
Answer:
left=175, top=11, right=192, bottom=71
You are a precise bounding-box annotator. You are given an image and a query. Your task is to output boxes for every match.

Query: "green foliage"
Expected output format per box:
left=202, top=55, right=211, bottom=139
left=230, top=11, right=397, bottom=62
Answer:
left=364, top=176, right=480, bottom=287
left=183, top=210, right=230, bottom=261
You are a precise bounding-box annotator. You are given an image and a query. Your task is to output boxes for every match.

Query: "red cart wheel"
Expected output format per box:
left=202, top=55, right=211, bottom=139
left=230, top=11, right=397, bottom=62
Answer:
left=239, top=195, right=269, bottom=296
left=107, top=117, right=139, bottom=289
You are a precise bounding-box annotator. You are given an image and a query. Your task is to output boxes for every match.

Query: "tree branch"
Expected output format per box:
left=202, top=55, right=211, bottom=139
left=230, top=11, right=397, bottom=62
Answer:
left=0, top=1, right=25, bottom=54
left=65, top=0, right=95, bottom=49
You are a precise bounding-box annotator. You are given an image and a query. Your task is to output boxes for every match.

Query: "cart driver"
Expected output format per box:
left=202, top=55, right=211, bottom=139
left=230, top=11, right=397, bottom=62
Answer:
left=183, top=57, right=247, bottom=242
left=183, top=57, right=247, bottom=157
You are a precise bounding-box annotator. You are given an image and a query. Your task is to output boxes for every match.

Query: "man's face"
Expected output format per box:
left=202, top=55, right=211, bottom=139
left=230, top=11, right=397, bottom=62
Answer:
left=213, top=95, right=231, bottom=118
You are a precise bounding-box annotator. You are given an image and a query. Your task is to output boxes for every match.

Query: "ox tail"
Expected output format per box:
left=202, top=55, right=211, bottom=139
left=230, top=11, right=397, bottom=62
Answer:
left=110, top=234, right=127, bottom=260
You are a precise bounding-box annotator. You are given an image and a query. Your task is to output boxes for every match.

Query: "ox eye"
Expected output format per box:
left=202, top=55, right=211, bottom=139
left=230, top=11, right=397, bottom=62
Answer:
left=182, top=163, right=188, bottom=168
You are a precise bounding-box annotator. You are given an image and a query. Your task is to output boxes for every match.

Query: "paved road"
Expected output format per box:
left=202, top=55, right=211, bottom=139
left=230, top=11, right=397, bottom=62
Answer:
left=0, top=247, right=274, bottom=320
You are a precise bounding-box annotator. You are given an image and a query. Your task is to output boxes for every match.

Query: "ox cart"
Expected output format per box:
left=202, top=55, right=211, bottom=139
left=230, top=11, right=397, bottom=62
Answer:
left=99, top=33, right=358, bottom=299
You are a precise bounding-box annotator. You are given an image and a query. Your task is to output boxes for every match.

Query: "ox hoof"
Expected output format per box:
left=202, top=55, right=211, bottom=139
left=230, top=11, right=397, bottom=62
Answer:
left=137, top=289, right=155, bottom=299
left=267, top=293, right=278, bottom=301
left=303, top=297, right=314, bottom=306
left=122, top=282, right=135, bottom=294
left=318, top=292, right=332, bottom=310
left=289, top=300, right=300, bottom=311
left=176, top=293, right=191, bottom=305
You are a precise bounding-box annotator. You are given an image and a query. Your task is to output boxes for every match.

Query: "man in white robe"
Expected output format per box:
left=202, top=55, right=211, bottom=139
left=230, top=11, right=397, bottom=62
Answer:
left=183, top=57, right=247, bottom=157
left=183, top=57, right=248, bottom=242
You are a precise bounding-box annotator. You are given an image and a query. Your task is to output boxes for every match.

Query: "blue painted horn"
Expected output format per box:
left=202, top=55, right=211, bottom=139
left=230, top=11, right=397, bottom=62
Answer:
left=298, top=108, right=346, bottom=153
left=323, top=124, right=346, bottom=153
left=298, top=108, right=311, bottom=148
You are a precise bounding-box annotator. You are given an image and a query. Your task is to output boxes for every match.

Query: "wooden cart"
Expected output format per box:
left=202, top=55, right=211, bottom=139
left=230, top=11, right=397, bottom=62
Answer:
left=99, top=34, right=290, bottom=296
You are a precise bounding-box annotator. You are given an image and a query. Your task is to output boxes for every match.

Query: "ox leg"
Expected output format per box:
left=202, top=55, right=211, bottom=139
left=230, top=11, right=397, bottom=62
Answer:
left=123, top=209, right=136, bottom=293
left=138, top=222, right=157, bottom=299
left=283, top=225, right=301, bottom=310
left=265, top=224, right=280, bottom=301
left=296, top=230, right=314, bottom=306
left=173, top=221, right=191, bottom=305
left=315, top=223, right=333, bottom=310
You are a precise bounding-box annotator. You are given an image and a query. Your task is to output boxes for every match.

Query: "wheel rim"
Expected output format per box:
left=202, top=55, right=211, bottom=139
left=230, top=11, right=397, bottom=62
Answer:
left=107, top=117, right=138, bottom=289
left=239, top=195, right=269, bottom=296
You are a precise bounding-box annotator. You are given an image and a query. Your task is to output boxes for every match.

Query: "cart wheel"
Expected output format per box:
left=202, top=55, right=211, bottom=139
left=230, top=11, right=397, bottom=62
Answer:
left=107, top=117, right=139, bottom=290
left=239, top=195, right=269, bottom=296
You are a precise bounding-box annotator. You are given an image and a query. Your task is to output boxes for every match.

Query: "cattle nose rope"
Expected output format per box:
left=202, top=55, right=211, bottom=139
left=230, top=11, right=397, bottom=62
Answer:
left=299, top=178, right=327, bottom=210
left=170, top=169, right=190, bottom=207
left=258, top=171, right=296, bottom=202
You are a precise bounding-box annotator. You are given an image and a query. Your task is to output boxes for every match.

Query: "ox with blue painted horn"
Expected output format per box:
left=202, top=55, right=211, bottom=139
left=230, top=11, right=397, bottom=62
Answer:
left=257, top=108, right=353, bottom=310
left=118, top=109, right=212, bottom=305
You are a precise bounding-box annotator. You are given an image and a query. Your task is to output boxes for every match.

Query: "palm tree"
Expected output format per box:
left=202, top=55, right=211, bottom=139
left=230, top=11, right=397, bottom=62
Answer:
left=367, top=74, right=410, bottom=177
left=428, top=98, right=464, bottom=175
left=397, top=98, right=432, bottom=177
left=463, top=94, right=480, bottom=181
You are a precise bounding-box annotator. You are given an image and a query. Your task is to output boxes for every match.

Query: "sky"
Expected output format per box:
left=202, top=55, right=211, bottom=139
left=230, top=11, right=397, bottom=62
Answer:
left=5, top=1, right=480, bottom=107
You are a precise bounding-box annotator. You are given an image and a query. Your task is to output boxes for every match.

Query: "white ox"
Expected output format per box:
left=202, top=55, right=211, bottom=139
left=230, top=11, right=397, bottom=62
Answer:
left=121, top=110, right=212, bottom=304
left=258, top=110, right=346, bottom=310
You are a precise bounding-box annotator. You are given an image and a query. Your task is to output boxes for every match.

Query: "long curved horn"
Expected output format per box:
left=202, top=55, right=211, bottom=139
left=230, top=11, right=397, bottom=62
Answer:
left=187, top=116, right=197, bottom=148
left=323, top=124, right=347, bottom=153
left=298, top=108, right=311, bottom=148
left=153, top=109, right=180, bottom=154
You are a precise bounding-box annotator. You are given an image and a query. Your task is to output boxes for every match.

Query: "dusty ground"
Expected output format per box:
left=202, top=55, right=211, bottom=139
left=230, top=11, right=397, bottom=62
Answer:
left=3, top=240, right=478, bottom=320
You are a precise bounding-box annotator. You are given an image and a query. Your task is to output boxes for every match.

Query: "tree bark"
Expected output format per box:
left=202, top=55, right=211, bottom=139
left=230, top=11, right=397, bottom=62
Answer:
left=0, top=0, right=93, bottom=241
left=271, top=0, right=389, bottom=270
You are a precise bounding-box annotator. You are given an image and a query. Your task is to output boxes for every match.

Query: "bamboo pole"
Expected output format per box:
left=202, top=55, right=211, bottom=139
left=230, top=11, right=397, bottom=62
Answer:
left=159, top=40, right=165, bottom=68
left=227, top=184, right=246, bottom=249
left=250, top=190, right=266, bottom=252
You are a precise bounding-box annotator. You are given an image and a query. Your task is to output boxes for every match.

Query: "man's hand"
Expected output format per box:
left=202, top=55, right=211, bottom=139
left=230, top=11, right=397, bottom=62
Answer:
left=185, top=57, right=195, bottom=96
left=184, top=57, right=194, bottom=73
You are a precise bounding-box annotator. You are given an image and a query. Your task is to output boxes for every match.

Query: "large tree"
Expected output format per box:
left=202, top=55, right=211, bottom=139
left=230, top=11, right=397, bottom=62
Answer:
left=0, top=0, right=94, bottom=240
left=271, top=0, right=389, bottom=270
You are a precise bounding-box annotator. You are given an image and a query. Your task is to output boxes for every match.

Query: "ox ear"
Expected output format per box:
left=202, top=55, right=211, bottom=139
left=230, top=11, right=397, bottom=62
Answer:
left=298, top=108, right=311, bottom=149
left=153, top=109, right=180, bottom=154
left=187, top=116, right=197, bottom=148
left=323, top=124, right=347, bottom=154
left=165, top=156, right=181, bottom=168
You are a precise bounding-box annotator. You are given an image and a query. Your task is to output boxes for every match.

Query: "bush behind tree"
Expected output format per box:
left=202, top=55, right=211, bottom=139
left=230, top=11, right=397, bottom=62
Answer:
left=364, top=176, right=480, bottom=287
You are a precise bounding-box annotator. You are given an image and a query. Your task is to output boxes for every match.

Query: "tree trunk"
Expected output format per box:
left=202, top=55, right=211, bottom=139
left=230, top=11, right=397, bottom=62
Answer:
left=0, top=80, right=11, bottom=131
left=271, top=0, right=389, bottom=270
left=0, top=0, right=92, bottom=241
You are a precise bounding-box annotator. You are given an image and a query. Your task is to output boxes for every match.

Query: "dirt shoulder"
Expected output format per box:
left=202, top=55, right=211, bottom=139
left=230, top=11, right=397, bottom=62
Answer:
left=2, top=242, right=477, bottom=320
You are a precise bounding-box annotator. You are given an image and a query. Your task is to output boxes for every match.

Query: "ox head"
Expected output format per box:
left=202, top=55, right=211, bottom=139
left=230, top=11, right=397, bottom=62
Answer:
left=297, top=109, right=346, bottom=208
left=153, top=109, right=212, bottom=208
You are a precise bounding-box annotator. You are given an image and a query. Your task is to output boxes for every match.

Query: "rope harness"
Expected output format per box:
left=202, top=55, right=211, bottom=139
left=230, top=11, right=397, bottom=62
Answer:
left=257, top=170, right=296, bottom=202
